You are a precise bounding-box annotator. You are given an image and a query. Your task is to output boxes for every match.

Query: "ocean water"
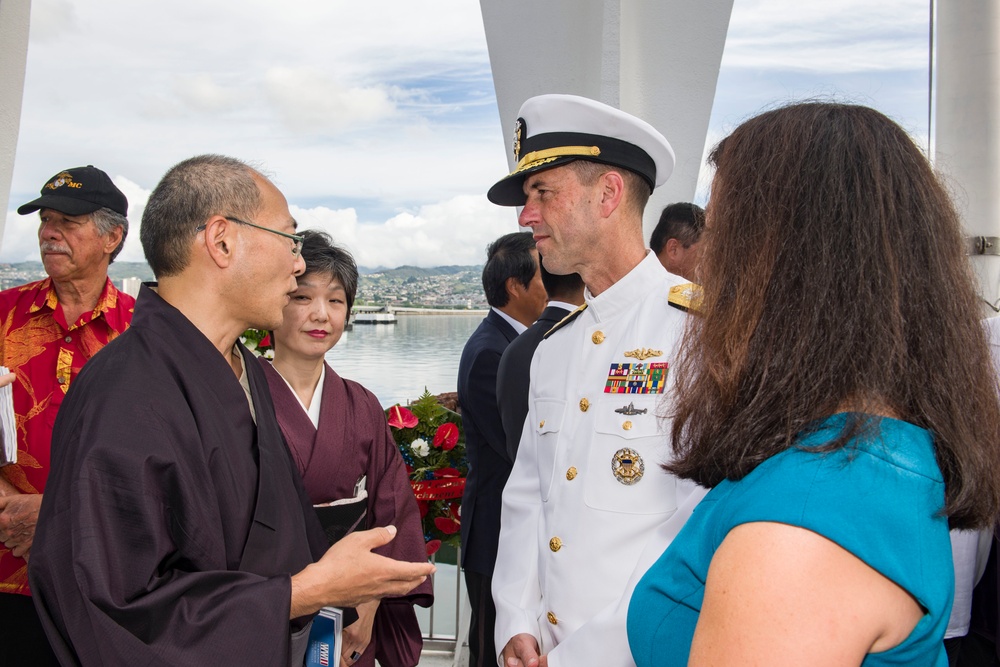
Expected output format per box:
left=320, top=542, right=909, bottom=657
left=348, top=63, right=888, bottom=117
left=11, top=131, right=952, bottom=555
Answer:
left=325, top=314, right=480, bottom=647
left=324, top=313, right=486, bottom=407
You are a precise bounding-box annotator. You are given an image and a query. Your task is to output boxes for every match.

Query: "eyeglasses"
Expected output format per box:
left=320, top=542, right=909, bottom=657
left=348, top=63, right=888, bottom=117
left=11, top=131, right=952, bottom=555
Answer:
left=197, top=216, right=304, bottom=257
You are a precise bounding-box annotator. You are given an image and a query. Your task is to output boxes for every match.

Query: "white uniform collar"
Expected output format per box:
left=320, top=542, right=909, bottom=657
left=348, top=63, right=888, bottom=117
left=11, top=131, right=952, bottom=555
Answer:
left=585, top=251, right=684, bottom=322
left=546, top=299, right=579, bottom=312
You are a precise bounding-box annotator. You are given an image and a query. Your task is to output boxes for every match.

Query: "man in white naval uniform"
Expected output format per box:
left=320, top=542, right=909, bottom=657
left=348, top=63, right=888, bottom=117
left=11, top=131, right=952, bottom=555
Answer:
left=487, top=94, right=707, bottom=667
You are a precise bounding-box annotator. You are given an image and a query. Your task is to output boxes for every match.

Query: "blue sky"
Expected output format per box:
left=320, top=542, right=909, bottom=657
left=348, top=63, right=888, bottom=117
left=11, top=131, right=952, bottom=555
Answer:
left=3, top=0, right=933, bottom=268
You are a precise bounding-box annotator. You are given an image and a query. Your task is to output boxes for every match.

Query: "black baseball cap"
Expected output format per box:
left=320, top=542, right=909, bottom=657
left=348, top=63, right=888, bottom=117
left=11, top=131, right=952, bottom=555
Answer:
left=17, top=165, right=128, bottom=217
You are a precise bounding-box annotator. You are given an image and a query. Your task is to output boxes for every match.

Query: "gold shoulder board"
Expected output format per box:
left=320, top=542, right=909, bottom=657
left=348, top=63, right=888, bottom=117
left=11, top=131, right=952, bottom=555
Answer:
left=668, top=283, right=703, bottom=313
left=543, top=304, right=588, bottom=339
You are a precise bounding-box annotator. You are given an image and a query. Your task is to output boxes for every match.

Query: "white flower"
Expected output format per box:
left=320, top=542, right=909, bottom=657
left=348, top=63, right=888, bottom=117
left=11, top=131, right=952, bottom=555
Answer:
left=411, top=438, right=430, bottom=457
left=263, top=349, right=275, bottom=359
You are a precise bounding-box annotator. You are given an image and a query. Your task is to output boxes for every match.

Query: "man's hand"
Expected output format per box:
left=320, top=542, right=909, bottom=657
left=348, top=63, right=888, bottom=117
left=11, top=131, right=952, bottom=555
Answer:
left=339, top=599, right=378, bottom=666
left=0, top=493, right=43, bottom=560
left=502, top=633, right=547, bottom=667
left=289, top=525, right=435, bottom=619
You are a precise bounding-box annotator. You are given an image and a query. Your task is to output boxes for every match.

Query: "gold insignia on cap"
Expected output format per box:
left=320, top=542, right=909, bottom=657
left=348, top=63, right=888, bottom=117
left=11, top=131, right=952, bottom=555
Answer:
left=592, top=331, right=605, bottom=345
left=579, top=398, right=590, bottom=412
left=45, top=172, right=76, bottom=191
left=513, top=145, right=602, bottom=174
left=512, top=117, right=524, bottom=162
left=566, top=466, right=578, bottom=480
left=624, top=348, right=663, bottom=361
left=549, top=537, right=563, bottom=552
left=612, top=447, right=644, bottom=485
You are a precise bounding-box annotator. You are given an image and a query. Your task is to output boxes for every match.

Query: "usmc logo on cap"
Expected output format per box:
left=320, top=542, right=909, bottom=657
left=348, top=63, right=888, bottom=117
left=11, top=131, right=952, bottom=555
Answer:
left=512, top=117, right=525, bottom=161
left=45, top=172, right=81, bottom=190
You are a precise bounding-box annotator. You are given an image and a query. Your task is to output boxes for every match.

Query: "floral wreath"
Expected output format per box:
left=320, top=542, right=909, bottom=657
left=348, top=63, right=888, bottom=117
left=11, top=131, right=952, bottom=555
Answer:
left=387, top=390, right=467, bottom=556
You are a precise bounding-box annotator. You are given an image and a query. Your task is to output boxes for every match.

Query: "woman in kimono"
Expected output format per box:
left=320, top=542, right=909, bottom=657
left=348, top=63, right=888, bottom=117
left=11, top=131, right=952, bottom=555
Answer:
left=260, top=230, right=432, bottom=667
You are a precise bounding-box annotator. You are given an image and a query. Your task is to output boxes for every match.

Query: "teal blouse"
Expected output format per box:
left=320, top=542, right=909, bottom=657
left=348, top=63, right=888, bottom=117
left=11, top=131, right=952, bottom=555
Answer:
left=627, top=414, right=952, bottom=667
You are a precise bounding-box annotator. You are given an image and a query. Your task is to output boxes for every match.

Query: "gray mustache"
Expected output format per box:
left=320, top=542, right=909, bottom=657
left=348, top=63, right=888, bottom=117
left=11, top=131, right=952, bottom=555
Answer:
left=40, top=243, right=70, bottom=254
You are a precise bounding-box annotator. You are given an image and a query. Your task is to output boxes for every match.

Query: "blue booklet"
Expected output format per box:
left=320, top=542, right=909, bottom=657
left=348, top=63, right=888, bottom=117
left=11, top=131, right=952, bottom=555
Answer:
left=305, top=607, right=343, bottom=667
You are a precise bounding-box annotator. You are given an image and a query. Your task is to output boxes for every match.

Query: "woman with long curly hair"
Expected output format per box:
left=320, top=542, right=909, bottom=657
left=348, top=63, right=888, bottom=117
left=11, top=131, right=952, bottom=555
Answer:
left=628, top=102, right=1000, bottom=666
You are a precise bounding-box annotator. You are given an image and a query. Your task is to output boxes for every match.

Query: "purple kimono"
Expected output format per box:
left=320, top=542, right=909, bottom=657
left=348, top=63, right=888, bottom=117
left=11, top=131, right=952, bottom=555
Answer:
left=261, top=360, right=433, bottom=667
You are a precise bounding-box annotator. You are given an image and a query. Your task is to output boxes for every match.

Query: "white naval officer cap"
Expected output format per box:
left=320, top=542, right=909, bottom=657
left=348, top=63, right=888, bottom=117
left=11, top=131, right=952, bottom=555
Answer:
left=487, top=94, right=675, bottom=206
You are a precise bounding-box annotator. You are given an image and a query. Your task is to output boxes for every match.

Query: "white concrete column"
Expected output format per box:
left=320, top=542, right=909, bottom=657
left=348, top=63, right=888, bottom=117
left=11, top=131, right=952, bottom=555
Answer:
left=0, top=0, right=31, bottom=248
left=618, top=0, right=733, bottom=236
left=934, top=0, right=1000, bottom=312
left=480, top=0, right=733, bottom=238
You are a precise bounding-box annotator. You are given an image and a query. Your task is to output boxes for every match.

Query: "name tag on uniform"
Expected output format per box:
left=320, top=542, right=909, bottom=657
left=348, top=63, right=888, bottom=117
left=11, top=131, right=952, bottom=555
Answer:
left=605, top=362, right=668, bottom=394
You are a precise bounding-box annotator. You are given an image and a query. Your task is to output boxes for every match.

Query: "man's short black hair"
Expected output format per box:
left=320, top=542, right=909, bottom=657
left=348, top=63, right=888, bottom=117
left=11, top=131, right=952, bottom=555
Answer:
left=650, top=202, right=705, bottom=254
left=482, top=232, right=537, bottom=308
left=540, top=262, right=583, bottom=302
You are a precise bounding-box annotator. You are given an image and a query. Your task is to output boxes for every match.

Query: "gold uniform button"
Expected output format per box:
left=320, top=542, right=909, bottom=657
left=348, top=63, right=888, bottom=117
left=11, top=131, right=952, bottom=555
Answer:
left=591, top=331, right=605, bottom=344
left=623, top=420, right=633, bottom=431
left=579, top=398, right=590, bottom=412
left=566, top=466, right=578, bottom=480
left=539, top=420, right=545, bottom=429
left=549, top=537, right=563, bottom=552
left=547, top=612, right=558, bottom=625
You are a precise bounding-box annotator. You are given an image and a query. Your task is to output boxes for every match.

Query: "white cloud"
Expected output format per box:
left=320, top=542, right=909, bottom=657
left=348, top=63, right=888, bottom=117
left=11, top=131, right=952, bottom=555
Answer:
left=5, top=0, right=935, bottom=271
left=263, top=67, right=399, bottom=134
left=1, top=211, right=40, bottom=263
left=112, top=177, right=151, bottom=263
left=724, top=0, right=929, bottom=73
left=1, top=178, right=519, bottom=271
left=172, top=74, right=243, bottom=114
left=292, top=194, right=519, bottom=268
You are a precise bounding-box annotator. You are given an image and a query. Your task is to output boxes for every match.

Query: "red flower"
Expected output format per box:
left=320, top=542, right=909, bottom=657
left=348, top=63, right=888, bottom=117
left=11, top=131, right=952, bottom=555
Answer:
left=433, top=422, right=459, bottom=451
left=434, top=467, right=461, bottom=478
left=416, top=500, right=429, bottom=518
left=425, top=539, right=442, bottom=556
left=434, top=516, right=460, bottom=535
left=387, top=405, right=418, bottom=429
left=259, top=333, right=272, bottom=348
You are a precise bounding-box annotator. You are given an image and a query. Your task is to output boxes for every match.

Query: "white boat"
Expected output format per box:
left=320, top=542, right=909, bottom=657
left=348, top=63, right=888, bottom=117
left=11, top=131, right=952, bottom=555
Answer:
left=352, top=309, right=398, bottom=325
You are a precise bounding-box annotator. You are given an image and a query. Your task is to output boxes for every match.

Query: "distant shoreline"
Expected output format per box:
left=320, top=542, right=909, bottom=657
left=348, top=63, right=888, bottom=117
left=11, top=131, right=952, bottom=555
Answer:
left=388, top=308, right=488, bottom=316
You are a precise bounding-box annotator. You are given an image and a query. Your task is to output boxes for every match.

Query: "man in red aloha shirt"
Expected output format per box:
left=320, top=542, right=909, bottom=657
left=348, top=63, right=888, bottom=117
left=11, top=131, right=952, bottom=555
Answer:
left=0, top=165, right=134, bottom=665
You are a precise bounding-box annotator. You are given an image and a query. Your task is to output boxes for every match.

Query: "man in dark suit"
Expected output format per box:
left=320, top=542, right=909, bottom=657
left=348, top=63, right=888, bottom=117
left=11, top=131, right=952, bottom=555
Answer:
left=496, top=265, right=585, bottom=460
left=458, top=231, right=547, bottom=667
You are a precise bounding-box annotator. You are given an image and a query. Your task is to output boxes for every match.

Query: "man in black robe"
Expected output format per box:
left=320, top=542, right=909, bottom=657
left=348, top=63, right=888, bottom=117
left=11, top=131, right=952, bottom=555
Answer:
left=29, top=155, right=434, bottom=667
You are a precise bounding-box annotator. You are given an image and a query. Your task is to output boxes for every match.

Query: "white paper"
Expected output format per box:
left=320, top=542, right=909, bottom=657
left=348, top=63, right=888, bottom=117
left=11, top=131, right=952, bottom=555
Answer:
left=0, top=366, right=15, bottom=466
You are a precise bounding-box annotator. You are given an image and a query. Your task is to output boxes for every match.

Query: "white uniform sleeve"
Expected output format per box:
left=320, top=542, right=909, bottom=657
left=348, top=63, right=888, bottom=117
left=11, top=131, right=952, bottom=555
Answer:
left=492, top=382, right=546, bottom=662
left=545, top=482, right=710, bottom=667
